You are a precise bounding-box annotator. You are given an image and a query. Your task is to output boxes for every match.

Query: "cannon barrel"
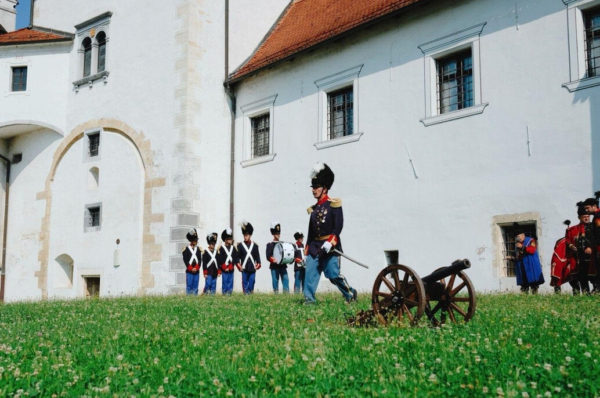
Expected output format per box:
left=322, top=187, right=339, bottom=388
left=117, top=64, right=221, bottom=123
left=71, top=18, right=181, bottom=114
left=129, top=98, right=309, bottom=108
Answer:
left=421, top=259, right=471, bottom=285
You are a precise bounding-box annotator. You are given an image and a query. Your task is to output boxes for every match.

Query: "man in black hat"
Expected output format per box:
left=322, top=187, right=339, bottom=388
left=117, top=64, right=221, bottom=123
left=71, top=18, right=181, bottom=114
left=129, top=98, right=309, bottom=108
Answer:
left=217, top=228, right=237, bottom=295
left=566, top=204, right=593, bottom=294
left=583, top=196, right=600, bottom=292
left=513, top=224, right=544, bottom=294
left=182, top=228, right=202, bottom=295
left=266, top=222, right=289, bottom=293
left=303, top=162, right=357, bottom=304
left=202, top=232, right=220, bottom=295
left=293, top=231, right=306, bottom=294
left=236, top=221, right=261, bottom=294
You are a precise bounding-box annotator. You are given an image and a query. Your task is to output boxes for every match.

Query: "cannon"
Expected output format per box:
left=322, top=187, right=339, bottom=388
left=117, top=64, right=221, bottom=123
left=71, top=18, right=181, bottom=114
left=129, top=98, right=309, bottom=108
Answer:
left=348, top=251, right=476, bottom=327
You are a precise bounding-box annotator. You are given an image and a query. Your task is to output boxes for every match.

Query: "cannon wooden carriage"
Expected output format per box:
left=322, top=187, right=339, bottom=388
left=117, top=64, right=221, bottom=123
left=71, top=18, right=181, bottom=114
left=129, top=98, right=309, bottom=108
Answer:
left=348, top=254, right=476, bottom=327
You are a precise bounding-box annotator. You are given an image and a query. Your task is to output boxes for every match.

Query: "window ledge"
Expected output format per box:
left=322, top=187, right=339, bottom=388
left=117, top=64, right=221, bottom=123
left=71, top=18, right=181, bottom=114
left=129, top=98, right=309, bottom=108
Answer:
left=420, top=103, right=488, bottom=127
left=562, top=76, right=600, bottom=92
left=240, top=153, right=276, bottom=168
left=314, top=132, right=364, bottom=150
left=73, top=70, right=110, bottom=91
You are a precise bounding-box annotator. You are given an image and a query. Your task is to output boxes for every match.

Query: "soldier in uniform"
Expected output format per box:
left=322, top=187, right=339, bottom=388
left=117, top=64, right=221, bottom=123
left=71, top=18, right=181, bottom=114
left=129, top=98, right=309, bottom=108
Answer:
left=202, top=232, right=220, bottom=295
left=266, top=222, right=289, bottom=293
left=566, top=204, right=593, bottom=295
left=293, top=231, right=306, bottom=294
left=514, top=224, right=544, bottom=294
left=236, top=222, right=261, bottom=294
left=217, top=228, right=237, bottom=295
left=303, top=163, right=357, bottom=304
left=182, top=228, right=202, bottom=295
left=583, top=196, right=600, bottom=292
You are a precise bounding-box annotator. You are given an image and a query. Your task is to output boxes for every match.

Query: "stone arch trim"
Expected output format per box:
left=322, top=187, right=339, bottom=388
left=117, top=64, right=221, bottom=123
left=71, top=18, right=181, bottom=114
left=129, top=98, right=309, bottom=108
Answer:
left=35, top=118, right=165, bottom=298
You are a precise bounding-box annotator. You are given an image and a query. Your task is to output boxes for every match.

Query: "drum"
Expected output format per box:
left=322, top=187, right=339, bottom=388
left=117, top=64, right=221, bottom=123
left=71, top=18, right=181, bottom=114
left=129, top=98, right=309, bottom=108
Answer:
left=273, top=242, right=296, bottom=265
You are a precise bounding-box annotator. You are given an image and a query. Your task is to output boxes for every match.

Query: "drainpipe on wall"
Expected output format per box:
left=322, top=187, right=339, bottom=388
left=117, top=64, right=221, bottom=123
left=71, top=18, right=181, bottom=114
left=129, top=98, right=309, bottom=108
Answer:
left=224, top=0, right=236, bottom=229
left=0, top=154, right=10, bottom=302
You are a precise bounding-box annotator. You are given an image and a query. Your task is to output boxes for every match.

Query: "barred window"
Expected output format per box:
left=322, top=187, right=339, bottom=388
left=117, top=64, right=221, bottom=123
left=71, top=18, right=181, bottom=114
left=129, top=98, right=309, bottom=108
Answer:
left=85, top=204, right=101, bottom=231
left=11, top=66, right=27, bottom=92
left=82, top=37, right=92, bottom=77
left=437, top=50, right=473, bottom=114
left=500, top=223, right=537, bottom=277
left=251, top=114, right=270, bottom=158
left=97, top=31, right=107, bottom=73
left=88, top=133, right=100, bottom=157
left=327, top=87, right=353, bottom=139
left=585, top=7, right=600, bottom=78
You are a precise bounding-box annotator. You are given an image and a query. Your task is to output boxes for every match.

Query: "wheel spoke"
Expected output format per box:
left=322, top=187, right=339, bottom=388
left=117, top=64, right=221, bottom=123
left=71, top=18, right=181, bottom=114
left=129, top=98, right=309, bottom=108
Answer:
left=447, top=307, right=457, bottom=322
left=402, top=271, right=409, bottom=285
left=451, top=296, right=470, bottom=302
left=450, top=302, right=467, bottom=318
left=404, top=298, right=419, bottom=307
left=429, top=301, right=442, bottom=316
left=381, top=276, right=395, bottom=292
left=375, top=291, right=393, bottom=299
left=447, top=273, right=456, bottom=290
left=451, top=282, right=466, bottom=296
left=392, top=270, right=401, bottom=290
left=402, top=304, right=414, bottom=322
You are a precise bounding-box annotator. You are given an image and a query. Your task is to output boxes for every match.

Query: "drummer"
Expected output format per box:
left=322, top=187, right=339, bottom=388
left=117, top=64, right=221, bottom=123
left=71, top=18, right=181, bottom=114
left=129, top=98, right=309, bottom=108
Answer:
left=304, top=163, right=357, bottom=304
left=266, top=222, right=290, bottom=293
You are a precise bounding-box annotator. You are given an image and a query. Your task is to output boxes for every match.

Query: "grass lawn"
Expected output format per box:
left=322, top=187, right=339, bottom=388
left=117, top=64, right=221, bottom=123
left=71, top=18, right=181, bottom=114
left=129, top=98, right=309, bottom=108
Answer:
left=0, top=293, right=599, bottom=397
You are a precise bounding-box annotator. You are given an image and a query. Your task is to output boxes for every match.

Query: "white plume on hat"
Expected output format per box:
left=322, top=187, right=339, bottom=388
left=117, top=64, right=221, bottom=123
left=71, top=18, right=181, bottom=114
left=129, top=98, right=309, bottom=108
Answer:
left=225, top=227, right=232, bottom=235
left=239, top=220, right=248, bottom=227
left=311, top=162, right=325, bottom=178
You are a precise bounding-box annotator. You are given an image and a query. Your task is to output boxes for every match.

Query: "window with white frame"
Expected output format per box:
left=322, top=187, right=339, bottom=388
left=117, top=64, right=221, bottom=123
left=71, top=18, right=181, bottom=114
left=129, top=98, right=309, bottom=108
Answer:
left=563, top=0, right=600, bottom=91
left=11, top=66, right=27, bottom=92
left=418, top=23, right=488, bottom=126
left=492, top=213, right=541, bottom=278
left=240, top=94, right=277, bottom=167
left=500, top=222, right=537, bottom=277
left=314, top=65, right=363, bottom=149
left=73, top=12, right=111, bottom=89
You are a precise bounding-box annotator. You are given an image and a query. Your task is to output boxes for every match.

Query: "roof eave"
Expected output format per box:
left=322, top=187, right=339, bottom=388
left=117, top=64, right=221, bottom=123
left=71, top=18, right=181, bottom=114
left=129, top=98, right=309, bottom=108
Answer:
left=0, top=37, right=73, bottom=46
left=226, top=0, right=432, bottom=86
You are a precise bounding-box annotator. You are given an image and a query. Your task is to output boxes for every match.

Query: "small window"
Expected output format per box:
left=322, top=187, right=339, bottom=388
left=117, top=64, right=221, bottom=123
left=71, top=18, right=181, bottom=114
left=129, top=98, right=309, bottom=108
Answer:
left=85, top=204, right=101, bottom=231
left=97, top=31, right=107, bottom=73
left=437, top=49, right=473, bottom=114
left=11, top=66, right=27, bottom=92
left=327, top=87, right=353, bottom=139
left=585, top=6, right=600, bottom=78
left=82, top=37, right=92, bottom=77
left=88, top=133, right=100, bottom=157
left=500, top=223, right=537, bottom=277
left=251, top=114, right=270, bottom=158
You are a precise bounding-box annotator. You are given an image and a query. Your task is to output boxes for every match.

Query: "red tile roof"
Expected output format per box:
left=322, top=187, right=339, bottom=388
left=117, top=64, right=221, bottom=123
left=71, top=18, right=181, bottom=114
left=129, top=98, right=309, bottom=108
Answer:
left=229, top=0, right=428, bottom=82
left=0, top=27, right=73, bottom=46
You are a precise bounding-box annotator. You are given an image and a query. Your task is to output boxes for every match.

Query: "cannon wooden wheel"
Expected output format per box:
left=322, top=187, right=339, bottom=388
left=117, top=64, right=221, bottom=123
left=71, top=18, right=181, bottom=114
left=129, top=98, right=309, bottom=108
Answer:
left=424, top=270, right=476, bottom=326
left=371, top=264, right=426, bottom=326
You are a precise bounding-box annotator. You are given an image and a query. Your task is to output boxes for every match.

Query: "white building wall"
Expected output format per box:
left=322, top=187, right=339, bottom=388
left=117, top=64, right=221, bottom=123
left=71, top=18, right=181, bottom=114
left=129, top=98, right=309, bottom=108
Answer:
left=0, top=43, right=70, bottom=134
left=232, top=0, right=599, bottom=293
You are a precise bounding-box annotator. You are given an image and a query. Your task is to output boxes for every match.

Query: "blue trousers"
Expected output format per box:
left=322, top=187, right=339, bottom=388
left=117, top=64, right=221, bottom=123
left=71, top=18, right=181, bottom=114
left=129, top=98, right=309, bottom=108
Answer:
left=222, top=272, right=234, bottom=295
left=294, top=268, right=305, bottom=294
left=242, top=271, right=256, bottom=294
left=271, top=268, right=289, bottom=293
left=186, top=272, right=199, bottom=295
left=203, top=275, right=217, bottom=294
left=303, top=255, right=353, bottom=303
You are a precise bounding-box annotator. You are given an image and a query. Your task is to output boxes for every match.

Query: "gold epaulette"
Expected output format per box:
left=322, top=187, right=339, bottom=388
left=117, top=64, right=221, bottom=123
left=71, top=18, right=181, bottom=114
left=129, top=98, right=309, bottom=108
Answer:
left=307, top=206, right=314, bottom=214
left=329, top=197, right=342, bottom=208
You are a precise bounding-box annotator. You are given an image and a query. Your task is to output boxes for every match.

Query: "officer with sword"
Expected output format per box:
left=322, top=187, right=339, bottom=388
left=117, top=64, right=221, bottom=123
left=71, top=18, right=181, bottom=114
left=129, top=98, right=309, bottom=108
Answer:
left=303, top=163, right=358, bottom=304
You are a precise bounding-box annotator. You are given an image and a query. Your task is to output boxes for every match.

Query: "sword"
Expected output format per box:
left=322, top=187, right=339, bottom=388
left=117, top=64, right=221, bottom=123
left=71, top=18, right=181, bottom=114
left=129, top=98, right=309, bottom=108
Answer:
left=332, top=249, right=369, bottom=269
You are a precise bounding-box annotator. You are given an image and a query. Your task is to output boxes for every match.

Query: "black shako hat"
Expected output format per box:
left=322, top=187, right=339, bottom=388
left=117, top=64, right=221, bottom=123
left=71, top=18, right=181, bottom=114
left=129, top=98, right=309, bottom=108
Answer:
left=186, top=228, right=199, bottom=242
left=583, top=197, right=599, bottom=207
left=241, top=221, right=254, bottom=236
left=311, top=162, right=334, bottom=189
left=270, top=222, right=281, bottom=235
left=577, top=202, right=589, bottom=216
left=294, top=231, right=304, bottom=240
left=206, top=232, right=218, bottom=245
left=221, top=227, right=233, bottom=241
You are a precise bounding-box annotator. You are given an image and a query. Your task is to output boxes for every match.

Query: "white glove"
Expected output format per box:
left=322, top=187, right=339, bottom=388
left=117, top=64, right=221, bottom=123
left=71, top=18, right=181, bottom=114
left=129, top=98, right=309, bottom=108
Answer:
left=321, top=241, right=333, bottom=254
